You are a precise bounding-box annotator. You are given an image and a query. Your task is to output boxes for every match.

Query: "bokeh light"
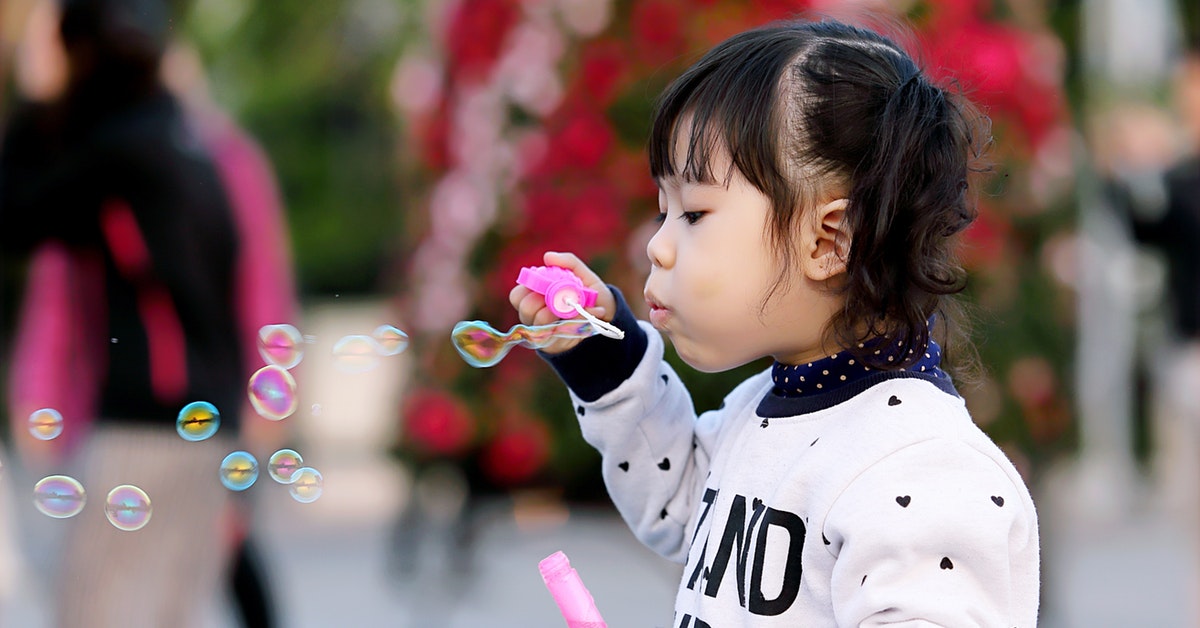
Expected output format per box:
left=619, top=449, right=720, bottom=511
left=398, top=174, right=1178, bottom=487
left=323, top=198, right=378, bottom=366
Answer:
left=28, top=408, right=64, bottom=441
left=176, top=401, right=221, bottom=442
left=33, top=475, right=86, bottom=518
left=268, top=448, right=304, bottom=484
left=257, top=323, right=305, bottom=369
left=247, top=365, right=298, bottom=421
left=220, top=451, right=259, bottom=491
left=104, top=484, right=152, bottom=531
left=288, top=467, right=323, bottom=503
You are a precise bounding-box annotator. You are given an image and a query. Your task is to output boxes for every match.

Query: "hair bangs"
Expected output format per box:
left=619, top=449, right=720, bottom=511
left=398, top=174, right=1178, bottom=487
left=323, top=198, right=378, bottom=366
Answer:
left=649, top=28, right=800, bottom=194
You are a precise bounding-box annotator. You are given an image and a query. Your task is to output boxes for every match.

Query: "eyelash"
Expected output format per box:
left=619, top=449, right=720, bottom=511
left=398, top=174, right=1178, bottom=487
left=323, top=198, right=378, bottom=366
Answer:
left=654, top=211, right=705, bottom=225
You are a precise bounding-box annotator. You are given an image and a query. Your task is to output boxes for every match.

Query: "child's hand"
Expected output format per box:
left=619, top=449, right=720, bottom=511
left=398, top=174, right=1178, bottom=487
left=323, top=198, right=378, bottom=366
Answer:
left=509, top=251, right=616, bottom=355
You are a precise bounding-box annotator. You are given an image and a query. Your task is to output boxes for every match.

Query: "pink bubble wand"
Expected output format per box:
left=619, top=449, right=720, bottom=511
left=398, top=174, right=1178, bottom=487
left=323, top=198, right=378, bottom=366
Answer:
left=539, top=551, right=607, bottom=628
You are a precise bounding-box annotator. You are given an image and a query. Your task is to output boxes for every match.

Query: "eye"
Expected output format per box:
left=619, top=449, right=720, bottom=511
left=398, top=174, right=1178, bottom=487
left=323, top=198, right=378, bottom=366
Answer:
left=681, top=211, right=705, bottom=225
left=654, top=211, right=667, bottom=224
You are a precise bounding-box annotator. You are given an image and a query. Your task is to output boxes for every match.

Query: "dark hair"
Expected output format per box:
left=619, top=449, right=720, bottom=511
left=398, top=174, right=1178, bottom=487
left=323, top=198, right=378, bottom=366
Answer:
left=648, top=18, right=989, bottom=373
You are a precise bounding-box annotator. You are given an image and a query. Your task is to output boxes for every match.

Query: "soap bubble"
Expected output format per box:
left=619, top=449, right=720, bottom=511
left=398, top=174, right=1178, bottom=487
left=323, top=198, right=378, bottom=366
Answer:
left=451, top=319, right=595, bottom=368
left=247, top=365, right=298, bottom=421
left=332, top=335, right=380, bottom=373
left=288, top=467, right=323, bottom=503
left=33, top=475, right=86, bottom=518
left=372, top=324, right=410, bottom=357
left=267, top=449, right=304, bottom=484
left=176, top=401, right=220, bottom=442
left=220, top=451, right=259, bottom=491
left=257, top=324, right=304, bottom=369
left=104, top=485, right=152, bottom=531
left=28, top=408, right=64, bottom=441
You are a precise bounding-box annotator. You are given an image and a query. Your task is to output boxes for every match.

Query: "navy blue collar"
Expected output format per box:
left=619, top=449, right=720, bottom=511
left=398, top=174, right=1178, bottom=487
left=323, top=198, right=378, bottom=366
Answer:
left=770, top=338, right=948, bottom=399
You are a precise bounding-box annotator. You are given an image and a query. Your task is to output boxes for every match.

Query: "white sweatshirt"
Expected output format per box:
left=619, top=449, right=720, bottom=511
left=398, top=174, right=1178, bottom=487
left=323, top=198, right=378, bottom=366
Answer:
left=546, top=313, right=1039, bottom=627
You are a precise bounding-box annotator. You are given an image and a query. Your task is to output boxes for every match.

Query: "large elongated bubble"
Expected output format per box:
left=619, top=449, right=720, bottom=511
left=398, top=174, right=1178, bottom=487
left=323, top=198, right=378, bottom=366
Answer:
left=450, top=319, right=596, bottom=368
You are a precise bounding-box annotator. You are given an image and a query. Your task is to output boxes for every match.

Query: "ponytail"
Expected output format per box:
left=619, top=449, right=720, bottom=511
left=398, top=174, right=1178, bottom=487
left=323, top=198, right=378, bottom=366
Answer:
left=782, top=22, right=989, bottom=373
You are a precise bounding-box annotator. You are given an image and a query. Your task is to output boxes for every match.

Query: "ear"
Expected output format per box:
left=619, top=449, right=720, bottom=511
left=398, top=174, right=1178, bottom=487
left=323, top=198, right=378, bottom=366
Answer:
left=800, top=198, right=851, bottom=281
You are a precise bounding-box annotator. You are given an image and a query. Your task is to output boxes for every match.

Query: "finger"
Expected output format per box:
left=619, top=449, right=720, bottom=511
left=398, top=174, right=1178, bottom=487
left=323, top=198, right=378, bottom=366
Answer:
left=544, top=251, right=603, bottom=288
left=509, top=284, right=533, bottom=310
left=517, top=290, right=548, bottom=325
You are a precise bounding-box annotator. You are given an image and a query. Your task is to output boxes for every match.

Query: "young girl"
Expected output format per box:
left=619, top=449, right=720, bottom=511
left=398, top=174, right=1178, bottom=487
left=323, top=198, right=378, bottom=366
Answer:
left=511, top=19, right=1038, bottom=627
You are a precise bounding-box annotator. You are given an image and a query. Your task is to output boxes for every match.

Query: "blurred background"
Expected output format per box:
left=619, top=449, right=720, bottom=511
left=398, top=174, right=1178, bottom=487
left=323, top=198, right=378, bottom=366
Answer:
left=1, top=0, right=1198, bottom=625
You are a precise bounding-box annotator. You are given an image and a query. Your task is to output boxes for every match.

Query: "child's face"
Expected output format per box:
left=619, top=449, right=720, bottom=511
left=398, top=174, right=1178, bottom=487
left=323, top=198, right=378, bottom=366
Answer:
left=645, top=133, right=840, bottom=372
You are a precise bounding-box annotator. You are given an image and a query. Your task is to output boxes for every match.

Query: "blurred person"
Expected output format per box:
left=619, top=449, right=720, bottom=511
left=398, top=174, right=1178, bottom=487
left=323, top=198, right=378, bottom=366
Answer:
left=511, top=19, right=1038, bottom=626
left=1, top=0, right=295, bottom=625
left=1097, top=41, right=1200, bottom=503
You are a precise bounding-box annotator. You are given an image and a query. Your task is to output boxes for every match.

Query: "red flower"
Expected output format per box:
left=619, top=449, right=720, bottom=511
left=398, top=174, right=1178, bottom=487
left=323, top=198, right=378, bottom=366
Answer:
left=631, top=1, right=686, bottom=66
left=402, top=389, right=475, bottom=456
left=576, top=40, right=629, bottom=106
left=414, top=106, right=451, bottom=170
left=553, top=108, right=615, bottom=171
left=480, top=414, right=552, bottom=486
left=445, top=0, right=520, bottom=84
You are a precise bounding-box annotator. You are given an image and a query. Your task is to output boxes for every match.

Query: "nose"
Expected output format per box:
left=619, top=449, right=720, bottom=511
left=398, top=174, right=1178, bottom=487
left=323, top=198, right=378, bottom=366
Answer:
left=646, top=220, right=674, bottom=269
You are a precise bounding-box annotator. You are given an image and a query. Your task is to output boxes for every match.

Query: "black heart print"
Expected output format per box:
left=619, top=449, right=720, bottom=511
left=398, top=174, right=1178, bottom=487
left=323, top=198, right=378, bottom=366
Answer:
left=658, top=458, right=670, bottom=471
left=618, top=461, right=629, bottom=472
left=940, top=557, right=954, bottom=570
left=896, top=495, right=911, bottom=507
left=888, top=396, right=902, bottom=406
left=991, top=495, right=1004, bottom=507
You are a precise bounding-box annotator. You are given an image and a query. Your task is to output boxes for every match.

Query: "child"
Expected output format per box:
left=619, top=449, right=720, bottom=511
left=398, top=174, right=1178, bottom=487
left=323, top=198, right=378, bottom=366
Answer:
left=511, top=18, right=1038, bottom=628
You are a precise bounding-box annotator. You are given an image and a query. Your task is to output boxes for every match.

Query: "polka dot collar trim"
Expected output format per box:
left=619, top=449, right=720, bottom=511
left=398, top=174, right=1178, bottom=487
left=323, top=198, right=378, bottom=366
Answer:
left=770, top=338, right=947, bottom=398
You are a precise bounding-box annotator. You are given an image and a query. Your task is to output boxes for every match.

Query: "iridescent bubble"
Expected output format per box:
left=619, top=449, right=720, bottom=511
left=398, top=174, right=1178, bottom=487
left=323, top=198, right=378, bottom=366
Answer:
left=247, top=365, right=298, bottom=421
left=220, top=451, right=259, bottom=491
left=33, top=475, right=86, bottom=518
left=288, top=467, right=323, bottom=503
left=176, top=401, right=220, bottom=442
left=267, top=449, right=304, bottom=484
left=257, top=324, right=304, bottom=370
left=104, top=485, right=152, bottom=531
left=332, top=335, right=381, bottom=373
left=28, top=408, right=64, bottom=441
left=372, top=324, right=410, bottom=357
left=450, top=319, right=596, bottom=368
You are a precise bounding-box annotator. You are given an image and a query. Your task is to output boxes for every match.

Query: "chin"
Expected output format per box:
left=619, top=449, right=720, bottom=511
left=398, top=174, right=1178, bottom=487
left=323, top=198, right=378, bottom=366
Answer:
left=670, top=339, right=756, bottom=374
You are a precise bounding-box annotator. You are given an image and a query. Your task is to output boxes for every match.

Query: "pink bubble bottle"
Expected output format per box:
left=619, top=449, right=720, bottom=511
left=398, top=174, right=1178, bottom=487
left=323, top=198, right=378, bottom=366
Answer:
left=539, top=551, right=607, bottom=628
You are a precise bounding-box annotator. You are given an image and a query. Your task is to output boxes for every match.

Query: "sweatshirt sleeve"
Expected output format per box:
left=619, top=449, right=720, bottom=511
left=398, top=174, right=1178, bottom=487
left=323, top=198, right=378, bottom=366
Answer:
left=823, top=439, right=1040, bottom=627
left=543, top=293, right=720, bottom=564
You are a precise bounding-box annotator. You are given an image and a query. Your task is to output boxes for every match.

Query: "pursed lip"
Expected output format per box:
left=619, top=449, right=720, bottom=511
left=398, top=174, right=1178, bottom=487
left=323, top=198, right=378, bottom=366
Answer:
left=645, top=292, right=671, bottom=328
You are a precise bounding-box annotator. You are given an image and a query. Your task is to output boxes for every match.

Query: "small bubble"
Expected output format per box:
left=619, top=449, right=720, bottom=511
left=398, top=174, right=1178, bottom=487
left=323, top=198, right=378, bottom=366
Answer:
left=220, top=451, right=259, bottom=491
left=33, top=475, right=86, bottom=518
left=268, top=449, right=304, bottom=484
left=105, top=485, right=152, bottom=531
left=288, top=467, right=323, bottom=503
left=257, top=324, right=305, bottom=369
left=247, top=365, right=298, bottom=421
left=372, top=324, right=410, bottom=357
left=176, top=401, right=220, bottom=442
left=311, top=404, right=322, bottom=416
left=332, top=335, right=381, bottom=373
left=28, top=408, right=64, bottom=441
